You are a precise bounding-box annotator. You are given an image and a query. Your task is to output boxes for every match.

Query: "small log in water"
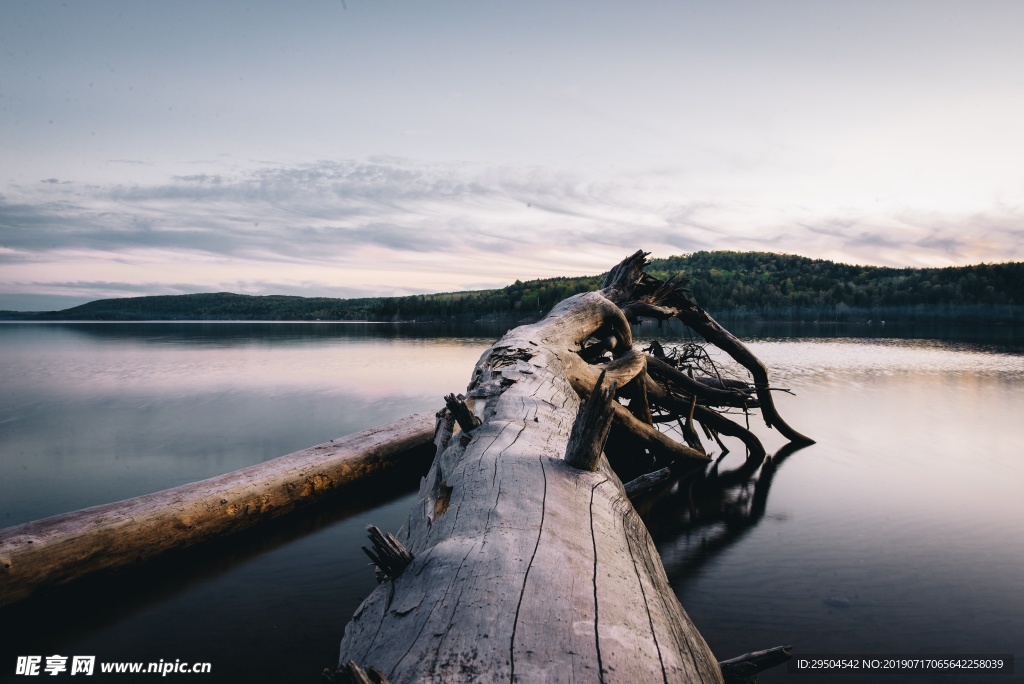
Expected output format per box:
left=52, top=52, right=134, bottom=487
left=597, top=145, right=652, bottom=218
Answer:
left=718, top=645, right=793, bottom=683
left=0, top=412, right=436, bottom=607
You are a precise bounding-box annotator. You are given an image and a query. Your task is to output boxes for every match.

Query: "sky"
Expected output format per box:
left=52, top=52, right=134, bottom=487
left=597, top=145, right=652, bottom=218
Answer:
left=2, top=1, right=1023, bottom=310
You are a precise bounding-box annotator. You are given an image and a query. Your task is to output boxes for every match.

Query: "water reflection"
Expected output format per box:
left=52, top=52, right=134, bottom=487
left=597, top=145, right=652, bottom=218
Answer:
left=743, top=337, right=1024, bottom=381
left=0, top=320, right=512, bottom=346
left=0, top=324, right=492, bottom=525
left=641, top=443, right=809, bottom=584
left=0, top=454, right=431, bottom=684
left=632, top=317, right=1024, bottom=351
left=2, top=323, right=1022, bottom=684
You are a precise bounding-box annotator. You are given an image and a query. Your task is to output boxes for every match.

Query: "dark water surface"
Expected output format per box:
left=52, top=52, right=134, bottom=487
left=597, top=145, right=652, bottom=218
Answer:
left=1, top=322, right=1022, bottom=682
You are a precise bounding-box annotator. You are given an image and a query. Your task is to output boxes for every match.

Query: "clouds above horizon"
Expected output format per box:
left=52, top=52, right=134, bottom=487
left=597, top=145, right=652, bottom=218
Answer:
left=1, top=157, right=1022, bottom=310
left=3, top=2, right=1023, bottom=309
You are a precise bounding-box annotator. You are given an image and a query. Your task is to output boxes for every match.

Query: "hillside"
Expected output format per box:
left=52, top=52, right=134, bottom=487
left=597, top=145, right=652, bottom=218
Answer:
left=3, top=251, right=1022, bottom=323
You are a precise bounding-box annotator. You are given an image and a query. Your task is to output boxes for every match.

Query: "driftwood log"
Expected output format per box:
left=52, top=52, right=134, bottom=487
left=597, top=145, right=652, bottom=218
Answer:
left=0, top=413, right=436, bottom=607
left=335, top=252, right=809, bottom=683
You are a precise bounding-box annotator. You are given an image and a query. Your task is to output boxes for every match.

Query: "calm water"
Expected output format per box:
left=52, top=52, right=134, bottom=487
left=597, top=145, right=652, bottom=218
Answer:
left=1, top=322, right=1022, bottom=683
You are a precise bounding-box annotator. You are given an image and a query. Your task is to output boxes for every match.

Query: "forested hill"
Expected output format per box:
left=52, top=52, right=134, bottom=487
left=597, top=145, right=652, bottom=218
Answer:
left=4, top=251, right=1022, bottom=323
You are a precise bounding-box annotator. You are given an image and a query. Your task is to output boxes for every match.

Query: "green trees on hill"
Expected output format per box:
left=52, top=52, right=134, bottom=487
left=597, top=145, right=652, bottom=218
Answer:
left=9, top=251, right=1022, bottom=322
left=363, top=276, right=602, bottom=322
left=650, top=252, right=1023, bottom=320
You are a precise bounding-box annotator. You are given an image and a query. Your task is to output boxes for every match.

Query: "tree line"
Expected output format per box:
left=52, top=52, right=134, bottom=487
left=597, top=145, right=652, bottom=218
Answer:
left=4, top=251, right=1021, bottom=323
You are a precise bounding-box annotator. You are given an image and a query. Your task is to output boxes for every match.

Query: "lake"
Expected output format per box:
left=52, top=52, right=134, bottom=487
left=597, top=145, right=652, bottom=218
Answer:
left=1, top=321, right=1022, bottom=683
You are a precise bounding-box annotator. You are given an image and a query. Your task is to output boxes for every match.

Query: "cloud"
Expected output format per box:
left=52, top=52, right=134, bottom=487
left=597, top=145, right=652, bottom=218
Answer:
left=915, top=234, right=965, bottom=256
left=2, top=157, right=1023, bottom=305
left=3, top=160, right=607, bottom=260
left=172, top=174, right=224, bottom=184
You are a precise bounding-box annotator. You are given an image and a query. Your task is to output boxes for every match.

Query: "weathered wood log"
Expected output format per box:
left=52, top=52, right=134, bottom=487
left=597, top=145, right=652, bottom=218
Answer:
left=0, top=413, right=436, bottom=607
left=336, top=251, right=812, bottom=682
left=444, top=393, right=481, bottom=434
left=337, top=281, right=724, bottom=681
left=672, top=307, right=814, bottom=444
left=678, top=398, right=708, bottom=455
left=624, top=467, right=674, bottom=499
left=645, top=355, right=756, bottom=409
left=325, top=660, right=390, bottom=684
left=718, top=645, right=792, bottom=683
left=606, top=251, right=813, bottom=445
left=564, top=370, right=618, bottom=472
left=362, top=525, right=415, bottom=583
left=643, top=376, right=766, bottom=458
left=610, top=399, right=710, bottom=464
left=620, top=366, right=654, bottom=425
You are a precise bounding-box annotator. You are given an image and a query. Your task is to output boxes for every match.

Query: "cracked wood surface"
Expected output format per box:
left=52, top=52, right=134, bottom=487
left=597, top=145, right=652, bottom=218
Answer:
left=0, top=413, right=435, bottom=607
left=338, top=292, right=723, bottom=683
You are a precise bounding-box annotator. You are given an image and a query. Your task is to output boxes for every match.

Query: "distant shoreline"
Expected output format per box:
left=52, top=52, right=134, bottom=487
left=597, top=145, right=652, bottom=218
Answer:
left=2, top=314, right=1021, bottom=327
left=3, top=251, right=1021, bottom=325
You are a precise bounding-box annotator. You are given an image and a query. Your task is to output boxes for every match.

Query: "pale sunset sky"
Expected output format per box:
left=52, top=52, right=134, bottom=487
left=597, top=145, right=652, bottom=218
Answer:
left=2, top=1, right=1022, bottom=310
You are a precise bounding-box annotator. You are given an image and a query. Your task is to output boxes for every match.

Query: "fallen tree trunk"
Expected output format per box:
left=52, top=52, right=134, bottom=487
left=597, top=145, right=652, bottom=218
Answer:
left=0, top=413, right=436, bottom=607
left=337, top=294, right=721, bottom=683
left=335, top=252, right=812, bottom=682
